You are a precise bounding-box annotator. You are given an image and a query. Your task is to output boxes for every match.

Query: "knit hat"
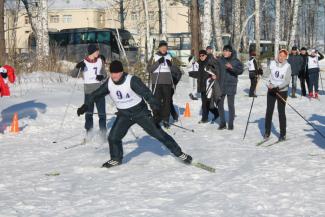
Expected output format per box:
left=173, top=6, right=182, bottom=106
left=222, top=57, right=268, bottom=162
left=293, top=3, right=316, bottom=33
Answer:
left=109, top=60, right=124, bottom=73
left=199, top=50, right=207, bottom=55
left=300, top=47, right=307, bottom=51
left=223, top=45, right=233, bottom=52
left=87, top=44, right=99, bottom=55
left=158, top=40, right=168, bottom=48
left=291, top=46, right=298, bottom=51
left=206, top=46, right=212, bottom=50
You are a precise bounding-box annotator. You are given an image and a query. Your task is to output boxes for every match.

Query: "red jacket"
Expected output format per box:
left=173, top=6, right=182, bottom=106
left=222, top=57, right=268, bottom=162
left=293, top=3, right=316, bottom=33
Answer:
left=0, top=65, right=16, bottom=97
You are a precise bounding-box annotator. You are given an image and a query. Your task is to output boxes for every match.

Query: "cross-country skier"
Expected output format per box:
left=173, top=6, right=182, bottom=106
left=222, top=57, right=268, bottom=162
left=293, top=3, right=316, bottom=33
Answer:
left=77, top=60, right=192, bottom=168
left=247, top=50, right=263, bottom=97
left=147, top=40, right=176, bottom=128
left=264, top=49, right=292, bottom=141
left=307, top=49, right=324, bottom=99
left=187, top=55, right=199, bottom=100
left=71, top=44, right=107, bottom=137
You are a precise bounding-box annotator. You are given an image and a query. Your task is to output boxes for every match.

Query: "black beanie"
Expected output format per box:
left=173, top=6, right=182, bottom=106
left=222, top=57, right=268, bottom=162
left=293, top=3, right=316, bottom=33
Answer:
left=87, top=44, right=99, bottom=55
left=158, top=40, right=168, bottom=48
left=292, top=46, right=298, bottom=50
left=199, top=50, right=207, bottom=55
left=223, top=45, right=233, bottom=52
left=109, top=60, right=124, bottom=73
left=301, top=47, right=307, bottom=51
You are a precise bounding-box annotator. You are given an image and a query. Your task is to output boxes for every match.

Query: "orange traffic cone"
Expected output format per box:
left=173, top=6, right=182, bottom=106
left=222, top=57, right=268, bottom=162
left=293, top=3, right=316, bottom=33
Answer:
left=10, top=112, right=19, bottom=133
left=184, top=102, right=191, bottom=117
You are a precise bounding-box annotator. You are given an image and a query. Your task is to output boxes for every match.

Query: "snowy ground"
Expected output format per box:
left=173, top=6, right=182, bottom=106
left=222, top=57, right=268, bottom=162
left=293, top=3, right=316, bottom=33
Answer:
left=0, top=66, right=325, bottom=217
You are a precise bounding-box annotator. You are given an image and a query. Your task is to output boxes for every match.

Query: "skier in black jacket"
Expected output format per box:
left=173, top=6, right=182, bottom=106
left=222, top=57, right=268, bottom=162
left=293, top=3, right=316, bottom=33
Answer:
left=77, top=60, right=192, bottom=168
left=299, top=47, right=309, bottom=96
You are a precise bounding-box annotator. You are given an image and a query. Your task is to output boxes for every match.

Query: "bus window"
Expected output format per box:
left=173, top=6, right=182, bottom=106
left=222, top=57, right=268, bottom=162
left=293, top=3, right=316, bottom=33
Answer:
left=97, top=32, right=110, bottom=44
left=86, top=32, right=96, bottom=43
left=181, top=37, right=191, bottom=50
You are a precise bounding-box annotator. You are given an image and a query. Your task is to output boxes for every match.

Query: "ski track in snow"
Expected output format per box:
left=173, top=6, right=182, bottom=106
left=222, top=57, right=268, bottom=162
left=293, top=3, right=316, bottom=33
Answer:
left=0, top=70, right=325, bottom=217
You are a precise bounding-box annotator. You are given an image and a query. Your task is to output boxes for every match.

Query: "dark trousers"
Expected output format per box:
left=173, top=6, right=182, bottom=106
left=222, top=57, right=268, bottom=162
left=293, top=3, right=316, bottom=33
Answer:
left=265, top=91, right=287, bottom=137
left=249, top=77, right=257, bottom=96
left=108, top=114, right=182, bottom=161
left=152, top=84, right=172, bottom=123
left=84, top=94, right=107, bottom=132
left=218, top=94, right=235, bottom=127
left=201, top=91, right=219, bottom=121
left=308, top=70, right=320, bottom=93
left=299, top=75, right=308, bottom=96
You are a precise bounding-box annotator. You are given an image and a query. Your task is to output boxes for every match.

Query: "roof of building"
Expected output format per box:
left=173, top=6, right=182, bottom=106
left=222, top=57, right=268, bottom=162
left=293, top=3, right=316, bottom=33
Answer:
left=49, top=0, right=111, bottom=10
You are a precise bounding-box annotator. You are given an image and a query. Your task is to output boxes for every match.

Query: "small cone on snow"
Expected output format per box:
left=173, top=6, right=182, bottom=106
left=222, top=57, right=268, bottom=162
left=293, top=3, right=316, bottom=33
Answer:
left=184, top=102, right=191, bottom=117
left=10, top=112, right=19, bottom=133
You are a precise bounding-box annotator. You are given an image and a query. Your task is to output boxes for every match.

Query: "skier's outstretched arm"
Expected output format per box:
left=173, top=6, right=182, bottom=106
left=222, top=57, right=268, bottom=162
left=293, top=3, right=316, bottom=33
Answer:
left=77, top=80, right=109, bottom=116
left=318, top=51, right=324, bottom=61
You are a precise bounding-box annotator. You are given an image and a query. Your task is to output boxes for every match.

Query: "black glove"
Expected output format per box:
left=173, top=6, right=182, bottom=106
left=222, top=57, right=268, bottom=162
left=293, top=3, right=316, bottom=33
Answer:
left=166, top=59, right=172, bottom=67
left=77, top=104, right=88, bottom=116
left=150, top=99, right=161, bottom=111
left=99, top=54, right=106, bottom=63
left=188, top=55, right=193, bottom=62
left=258, top=68, right=263, bottom=75
left=271, top=87, right=280, bottom=93
left=0, top=72, right=7, bottom=79
left=76, top=61, right=86, bottom=71
left=158, top=57, right=165, bottom=64
left=96, top=75, right=104, bottom=81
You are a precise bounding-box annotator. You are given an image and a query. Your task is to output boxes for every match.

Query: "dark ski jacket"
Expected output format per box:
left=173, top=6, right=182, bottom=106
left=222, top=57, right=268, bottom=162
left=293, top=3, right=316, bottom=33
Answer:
left=288, top=54, right=303, bottom=76
left=86, top=73, right=160, bottom=118
left=299, top=53, right=309, bottom=78
left=217, top=52, right=244, bottom=95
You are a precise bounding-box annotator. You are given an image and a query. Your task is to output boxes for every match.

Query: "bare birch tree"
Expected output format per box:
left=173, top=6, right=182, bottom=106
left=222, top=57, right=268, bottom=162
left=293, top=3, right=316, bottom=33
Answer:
left=202, top=0, right=212, bottom=49
left=161, top=0, right=167, bottom=40
left=191, top=0, right=200, bottom=57
left=213, top=0, right=223, bottom=51
left=288, top=0, right=300, bottom=49
left=274, top=0, right=281, bottom=58
left=233, top=0, right=241, bottom=51
left=255, top=0, right=261, bottom=61
left=21, top=0, right=49, bottom=66
left=143, top=0, right=152, bottom=62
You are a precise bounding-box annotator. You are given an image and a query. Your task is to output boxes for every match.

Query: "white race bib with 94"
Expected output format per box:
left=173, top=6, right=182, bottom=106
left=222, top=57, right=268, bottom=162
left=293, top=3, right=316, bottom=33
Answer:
left=269, top=61, right=289, bottom=86
left=108, top=74, right=142, bottom=109
left=83, top=59, right=103, bottom=84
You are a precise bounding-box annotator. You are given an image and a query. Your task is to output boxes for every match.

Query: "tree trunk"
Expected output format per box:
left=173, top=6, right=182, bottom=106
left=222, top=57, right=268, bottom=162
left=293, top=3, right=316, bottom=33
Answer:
left=22, top=0, right=49, bottom=67
left=274, top=0, right=281, bottom=59
left=191, top=0, right=200, bottom=57
left=120, top=0, right=124, bottom=29
left=233, top=0, right=241, bottom=51
left=202, top=0, right=212, bottom=49
left=143, top=0, right=152, bottom=62
left=161, top=0, right=167, bottom=40
left=255, top=0, right=261, bottom=61
left=288, top=0, right=300, bottom=49
left=0, top=0, right=6, bottom=64
left=213, top=0, right=223, bottom=51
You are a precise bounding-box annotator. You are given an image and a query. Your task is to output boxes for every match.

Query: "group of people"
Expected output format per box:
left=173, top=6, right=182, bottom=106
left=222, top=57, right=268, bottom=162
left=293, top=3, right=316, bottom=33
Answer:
left=74, top=42, right=323, bottom=169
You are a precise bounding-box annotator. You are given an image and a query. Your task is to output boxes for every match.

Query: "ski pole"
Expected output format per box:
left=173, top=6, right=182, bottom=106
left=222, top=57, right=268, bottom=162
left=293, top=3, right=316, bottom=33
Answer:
left=243, top=75, right=261, bottom=140
left=152, top=65, right=161, bottom=95
left=53, top=132, right=82, bottom=144
left=243, top=96, right=255, bottom=140
left=53, top=68, right=82, bottom=143
left=166, top=121, right=195, bottom=133
left=275, top=91, right=325, bottom=139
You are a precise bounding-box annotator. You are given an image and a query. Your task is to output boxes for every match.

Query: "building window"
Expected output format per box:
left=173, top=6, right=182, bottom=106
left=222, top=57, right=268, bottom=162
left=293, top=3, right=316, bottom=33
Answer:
left=63, top=15, right=72, bottom=23
left=148, top=11, right=155, bottom=20
left=50, top=15, right=59, bottom=23
left=131, top=12, right=137, bottom=21
left=24, top=16, right=29, bottom=24
left=99, top=15, right=104, bottom=24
